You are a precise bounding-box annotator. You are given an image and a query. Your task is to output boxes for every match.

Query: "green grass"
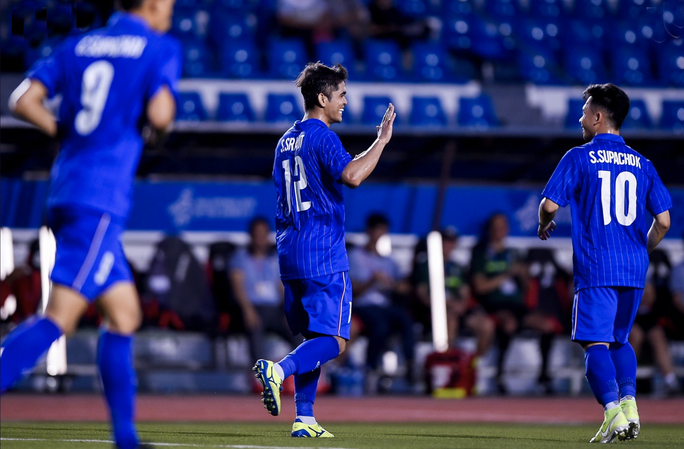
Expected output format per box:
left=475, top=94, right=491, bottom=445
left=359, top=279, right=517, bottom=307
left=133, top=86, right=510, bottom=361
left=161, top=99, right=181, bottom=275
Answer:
left=1, top=422, right=683, bottom=449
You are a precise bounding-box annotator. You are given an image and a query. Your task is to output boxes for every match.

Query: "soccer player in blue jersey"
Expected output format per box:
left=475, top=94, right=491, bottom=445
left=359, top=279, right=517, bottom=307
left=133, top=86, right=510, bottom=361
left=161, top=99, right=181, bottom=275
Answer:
left=538, top=84, right=671, bottom=443
left=1, top=1, right=179, bottom=448
left=253, top=62, right=396, bottom=437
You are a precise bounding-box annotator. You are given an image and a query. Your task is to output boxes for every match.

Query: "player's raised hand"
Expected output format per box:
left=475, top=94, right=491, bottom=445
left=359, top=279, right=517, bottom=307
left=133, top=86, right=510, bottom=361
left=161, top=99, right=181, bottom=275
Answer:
left=376, top=103, right=396, bottom=144
left=538, top=220, right=557, bottom=240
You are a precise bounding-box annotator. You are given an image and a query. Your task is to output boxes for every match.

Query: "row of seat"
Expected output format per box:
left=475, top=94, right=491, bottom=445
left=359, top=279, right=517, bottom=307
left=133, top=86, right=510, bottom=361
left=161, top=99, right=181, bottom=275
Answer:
left=178, top=92, right=499, bottom=128
left=565, top=99, right=684, bottom=131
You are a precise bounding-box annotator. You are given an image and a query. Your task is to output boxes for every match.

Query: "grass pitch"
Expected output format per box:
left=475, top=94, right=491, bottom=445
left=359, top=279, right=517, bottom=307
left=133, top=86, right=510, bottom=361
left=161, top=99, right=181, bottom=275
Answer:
left=1, top=422, right=683, bottom=449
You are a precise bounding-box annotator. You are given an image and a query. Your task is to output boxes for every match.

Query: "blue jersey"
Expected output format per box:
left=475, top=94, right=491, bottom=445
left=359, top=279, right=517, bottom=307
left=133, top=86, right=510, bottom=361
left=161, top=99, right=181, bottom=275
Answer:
left=542, top=134, right=672, bottom=291
left=273, top=119, right=353, bottom=280
left=27, top=13, right=180, bottom=219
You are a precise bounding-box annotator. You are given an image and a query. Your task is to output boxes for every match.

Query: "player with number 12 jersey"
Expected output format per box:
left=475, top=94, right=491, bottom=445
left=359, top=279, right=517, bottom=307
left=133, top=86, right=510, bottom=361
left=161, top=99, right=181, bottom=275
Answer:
left=538, top=83, right=671, bottom=444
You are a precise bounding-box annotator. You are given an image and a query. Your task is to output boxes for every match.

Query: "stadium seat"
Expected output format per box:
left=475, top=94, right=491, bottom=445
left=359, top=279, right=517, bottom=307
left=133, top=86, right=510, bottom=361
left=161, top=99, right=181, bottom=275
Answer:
left=443, top=14, right=477, bottom=53
left=268, top=38, right=308, bottom=80
left=518, top=49, right=561, bottom=85
left=220, top=39, right=260, bottom=78
left=518, top=18, right=562, bottom=52
left=616, top=0, right=653, bottom=20
left=397, top=0, right=433, bottom=17
left=612, top=48, right=655, bottom=86
left=177, top=92, right=208, bottom=121
left=410, top=97, right=447, bottom=127
left=442, top=0, right=477, bottom=16
left=315, top=40, right=357, bottom=76
left=561, top=20, right=607, bottom=52
left=363, top=40, right=404, bottom=81
left=564, top=99, right=585, bottom=129
left=660, top=101, right=684, bottom=132
left=457, top=94, right=499, bottom=128
left=209, top=12, right=257, bottom=47
left=265, top=93, right=303, bottom=124
left=216, top=93, right=256, bottom=122
left=181, top=39, right=212, bottom=78
left=171, top=7, right=210, bottom=40
left=528, top=0, right=565, bottom=18
left=411, top=42, right=454, bottom=83
left=572, top=0, right=610, bottom=19
left=485, top=0, right=519, bottom=18
left=563, top=48, right=607, bottom=85
left=611, top=20, right=650, bottom=51
left=658, top=43, right=684, bottom=87
left=621, top=99, right=652, bottom=129
left=362, top=96, right=395, bottom=125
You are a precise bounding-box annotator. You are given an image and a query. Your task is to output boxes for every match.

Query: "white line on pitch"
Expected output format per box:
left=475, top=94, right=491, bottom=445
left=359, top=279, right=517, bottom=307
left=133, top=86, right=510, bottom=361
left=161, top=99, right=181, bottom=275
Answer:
left=0, top=437, right=357, bottom=449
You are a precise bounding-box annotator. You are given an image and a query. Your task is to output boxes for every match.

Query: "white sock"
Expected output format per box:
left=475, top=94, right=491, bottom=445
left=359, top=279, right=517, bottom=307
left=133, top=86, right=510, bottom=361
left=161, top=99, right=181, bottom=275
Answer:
left=296, top=415, right=317, bottom=425
left=604, top=400, right=620, bottom=411
left=620, top=395, right=635, bottom=403
left=274, top=363, right=285, bottom=380
left=664, top=372, right=677, bottom=386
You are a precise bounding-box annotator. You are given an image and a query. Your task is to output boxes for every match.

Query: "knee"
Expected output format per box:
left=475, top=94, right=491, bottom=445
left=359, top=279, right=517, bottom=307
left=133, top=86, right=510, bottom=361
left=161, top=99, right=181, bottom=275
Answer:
left=335, top=336, right=347, bottom=354
left=106, top=305, right=142, bottom=335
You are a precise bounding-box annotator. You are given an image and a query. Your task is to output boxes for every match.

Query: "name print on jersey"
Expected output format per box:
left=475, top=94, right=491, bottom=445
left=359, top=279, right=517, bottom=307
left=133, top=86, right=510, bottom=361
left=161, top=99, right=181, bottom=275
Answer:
left=280, top=133, right=305, bottom=153
left=589, top=150, right=642, bottom=168
left=75, top=35, right=147, bottom=59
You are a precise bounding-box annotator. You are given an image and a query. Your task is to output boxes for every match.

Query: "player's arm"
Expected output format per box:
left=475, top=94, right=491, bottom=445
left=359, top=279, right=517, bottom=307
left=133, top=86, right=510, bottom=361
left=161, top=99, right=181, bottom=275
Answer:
left=8, top=79, right=57, bottom=137
left=146, top=85, right=176, bottom=130
left=537, top=198, right=559, bottom=240
left=228, top=268, right=261, bottom=330
left=471, top=272, right=514, bottom=295
left=340, top=103, right=396, bottom=188
left=646, top=210, right=670, bottom=254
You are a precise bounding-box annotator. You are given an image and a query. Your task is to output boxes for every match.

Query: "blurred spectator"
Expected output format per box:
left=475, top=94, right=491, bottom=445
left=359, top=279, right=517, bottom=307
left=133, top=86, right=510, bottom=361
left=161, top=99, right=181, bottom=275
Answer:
left=229, top=217, right=296, bottom=361
left=368, top=0, right=430, bottom=49
left=277, top=0, right=335, bottom=58
left=670, top=232, right=684, bottom=339
left=630, top=252, right=681, bottom=396
left=350, top=213, right=415, bottom=391
left=413, top=227, right=495, bottom=357
left=0, top=239, right=41, bottom=324
left=329, top=0, right=370, bottom=43
left=471, top=213, right=562, bottom=394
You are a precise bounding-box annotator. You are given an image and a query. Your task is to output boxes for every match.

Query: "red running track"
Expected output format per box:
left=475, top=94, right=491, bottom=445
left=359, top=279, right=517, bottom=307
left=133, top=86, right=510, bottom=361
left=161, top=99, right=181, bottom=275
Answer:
left=1, top=395, right=683, bottom=424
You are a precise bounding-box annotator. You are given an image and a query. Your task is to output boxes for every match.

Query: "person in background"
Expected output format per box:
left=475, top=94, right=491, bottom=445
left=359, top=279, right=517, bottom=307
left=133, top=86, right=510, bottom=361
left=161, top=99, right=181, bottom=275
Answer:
left=349, top=213, right=415, bottom=391
left=414, top=227, right=495, bottom=358
left=230, top=217, right=296, bottom=362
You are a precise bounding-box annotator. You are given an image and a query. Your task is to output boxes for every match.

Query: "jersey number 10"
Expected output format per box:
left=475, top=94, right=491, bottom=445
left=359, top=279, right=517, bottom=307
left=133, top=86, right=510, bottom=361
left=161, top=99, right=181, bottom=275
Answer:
left=282, top=156, right=312, bottom=214
left=598, top=170, right=637, bottom=226
left=75, top=60, right=114, bottom=136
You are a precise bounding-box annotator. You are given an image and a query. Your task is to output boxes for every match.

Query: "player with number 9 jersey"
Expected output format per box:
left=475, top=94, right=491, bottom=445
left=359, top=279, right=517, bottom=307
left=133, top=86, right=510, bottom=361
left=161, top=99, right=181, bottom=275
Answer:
left=537, top=83, right=671, bottom=444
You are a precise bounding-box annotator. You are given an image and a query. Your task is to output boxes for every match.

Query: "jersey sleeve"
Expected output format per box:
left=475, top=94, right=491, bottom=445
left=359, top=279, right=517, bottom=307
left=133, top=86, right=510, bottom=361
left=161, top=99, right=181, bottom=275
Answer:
left=645, top=160, right=672, bottom=216
left=541, top=149, right=579, bottom=207
left=319, top=132, right=353, bottom=181
left=25, top=41, right=67, bottom=97
left=146, top=36, right=181, bottom=103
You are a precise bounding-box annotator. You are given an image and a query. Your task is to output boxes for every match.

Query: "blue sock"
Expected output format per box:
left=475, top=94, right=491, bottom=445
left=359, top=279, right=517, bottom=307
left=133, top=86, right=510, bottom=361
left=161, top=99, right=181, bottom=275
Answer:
left=610, top=342, right=637, bottom=399
left=98, top=331, right=139, bottom=449
left=585, top=344, right=619, bottom=406
left=278, top=336, right=339, bottom=380
left=0, top=317, right=61, bottom=393
left=295, top=367, right=320, bottom=418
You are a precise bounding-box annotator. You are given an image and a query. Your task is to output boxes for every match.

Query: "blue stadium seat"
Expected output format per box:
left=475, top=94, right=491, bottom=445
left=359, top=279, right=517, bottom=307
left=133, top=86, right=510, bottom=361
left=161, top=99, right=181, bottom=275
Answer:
left=216, top=93, right=256, bottom=122
left=442, top=0, right=478, bottom=16
left=362, top=96, right=394, bottom=125
left=171, top=7, right=210, bottom=40
left=363, top=40, right=404, bottom=81
left=518, top=49, right=561, bottom=84
left=610, top=20, right=650, bottom=50
left=621, top=99, right=652, bottom=129
left=518, top=18, right=562, bottom=52
left=177, top=92, right=208, bottom=121
left=315, top=40, right=356, bottom=76
left=397, top=0, right=433, bottom=17
left=660, top=101, right=684, bottom=132
left=528, top=0, right=565, bottom=17
left=265, top=93, right=303, bottom=123
left=457, top=94, right=499, bottom=128
left=469, top=16, right=515, bottom=60
left=561, top=20, right=607, bottom=52
left=410, top=97, right=447, bottom=127
left=658, top=43, right=684, bottom=87
left=485, top=0, right=519, bottom=18
left=573, top=0, right=610, bottom=19
left=268, top=39, right=308, bottom=80
left=443, top=14, right=477, bottom=53
left=565, top=98, right=586, bottom=129
left=214, top=0, right=261, bottom=11
left=616, top=0, right=653, bottom=19
left=182, top=39, right=212, bottom=78
left=563, top=48, right=607, bottom=85
left=612, top=48, right=654, bottom=86
left=209, top=13, right=257, bottom=47
left=220, top=39, right=260, bottom=78
left=411, top=42, right=454, bottom=82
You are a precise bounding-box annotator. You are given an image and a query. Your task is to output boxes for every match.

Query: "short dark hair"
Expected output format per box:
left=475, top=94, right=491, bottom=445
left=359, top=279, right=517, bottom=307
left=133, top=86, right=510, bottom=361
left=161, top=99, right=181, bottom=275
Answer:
left=119, top=0, right=145, bottom=11
left=366, top=213, right=390, bottom=230
left=249, top=216, right=270, bottom=235
left=295, top=62, right=348, bottom=111
left=583, top=83, right=630, bottom=130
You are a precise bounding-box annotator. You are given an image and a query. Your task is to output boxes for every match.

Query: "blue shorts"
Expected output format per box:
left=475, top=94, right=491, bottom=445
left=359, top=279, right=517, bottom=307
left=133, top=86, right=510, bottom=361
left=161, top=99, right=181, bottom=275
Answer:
left=47, top=206, right=132, bottom=302
left=571, top=286, right=643, bottom=344
left=283, top=272, right=352, bottom=340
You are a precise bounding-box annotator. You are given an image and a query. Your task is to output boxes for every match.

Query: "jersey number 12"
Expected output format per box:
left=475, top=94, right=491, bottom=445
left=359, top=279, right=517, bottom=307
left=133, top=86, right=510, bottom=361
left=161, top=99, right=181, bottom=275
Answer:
left=75, top=60, right=114, bottom=136
left=282, top=156, right=311, bottom=214
left=598, top=170, right=637, bottom=226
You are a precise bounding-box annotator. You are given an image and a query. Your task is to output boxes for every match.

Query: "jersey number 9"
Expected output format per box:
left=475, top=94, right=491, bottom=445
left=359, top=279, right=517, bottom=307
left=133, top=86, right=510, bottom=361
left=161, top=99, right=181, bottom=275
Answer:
left=598, top=170, right=637, bottom=226
left=75, top=60, right=114, bottom=136
left=282, top=156, right=311, bottom=215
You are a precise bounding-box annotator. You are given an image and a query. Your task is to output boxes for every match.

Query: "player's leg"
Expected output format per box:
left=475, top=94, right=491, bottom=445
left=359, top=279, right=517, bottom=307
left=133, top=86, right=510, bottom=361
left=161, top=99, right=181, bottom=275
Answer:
left=96, top=281, right=143, bottom=449
left=494, top=308, right=517, bottom=394
left=465, top=310, right=495, bottom=358
left=611, top=287, right=643, bottom=439
left=0, top=285, right=86, bottom=392
left=647, top=325, right=680, bottom=394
